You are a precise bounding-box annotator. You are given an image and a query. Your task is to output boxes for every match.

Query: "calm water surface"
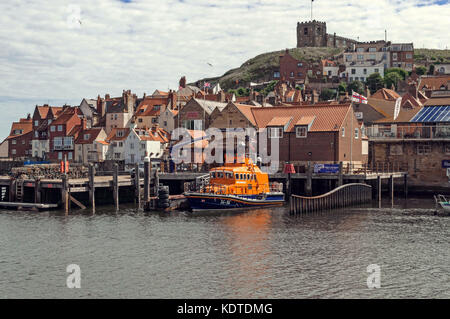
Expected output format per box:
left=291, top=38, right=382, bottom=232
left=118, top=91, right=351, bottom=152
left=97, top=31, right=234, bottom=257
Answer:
left=0, top=197, right=449, bottom=298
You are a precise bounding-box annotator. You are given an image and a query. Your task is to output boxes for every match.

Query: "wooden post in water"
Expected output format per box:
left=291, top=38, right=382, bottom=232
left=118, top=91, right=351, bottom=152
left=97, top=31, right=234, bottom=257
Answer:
left=338, top=162, right=343, bottom=187
left=89, top=164, right=96, bottom=214
left=389, top=175, right=394, bottom=206
left=134, top=163, right=141, bottom=208
left=306, top=161, right=312, bottom=196
left=61, top=174, right=69, bottom=215
left=144, top=156, right=150, bottom=207
left=377, top=175, right=382, bottom=208
left=34, top=178, right=41, bottom=204
left=113, top=163, right=119, bottom=211
left=9, top=178, right=15, bottom=202
left=403, top=174, right=408, bottom=199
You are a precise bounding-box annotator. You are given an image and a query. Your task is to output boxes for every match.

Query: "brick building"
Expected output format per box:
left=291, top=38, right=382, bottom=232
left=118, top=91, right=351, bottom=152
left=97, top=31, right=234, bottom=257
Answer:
left=31, top=104, right=63, bottom=159
left=7, top=116, right=33, bottom=159
left=48, top=107, right=83, bottom=161
left=251, top=103, right=367, bottom=166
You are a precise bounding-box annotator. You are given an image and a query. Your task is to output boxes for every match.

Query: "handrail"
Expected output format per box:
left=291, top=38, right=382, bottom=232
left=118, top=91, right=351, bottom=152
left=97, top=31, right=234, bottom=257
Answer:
left=292, top=183, right=372, bottom=200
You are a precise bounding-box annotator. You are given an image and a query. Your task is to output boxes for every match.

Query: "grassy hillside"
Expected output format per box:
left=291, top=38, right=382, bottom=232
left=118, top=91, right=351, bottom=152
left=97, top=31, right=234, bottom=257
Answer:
left=194, top=48, right=450, bottom=91
left=414, top=48, right=450, bottom=66
left=195, top=47, right=344, bottom=90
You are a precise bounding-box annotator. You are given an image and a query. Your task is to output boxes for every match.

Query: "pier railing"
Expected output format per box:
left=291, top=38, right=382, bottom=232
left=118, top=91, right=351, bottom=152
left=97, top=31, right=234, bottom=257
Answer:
left=290, top=183, right=372, bottom=214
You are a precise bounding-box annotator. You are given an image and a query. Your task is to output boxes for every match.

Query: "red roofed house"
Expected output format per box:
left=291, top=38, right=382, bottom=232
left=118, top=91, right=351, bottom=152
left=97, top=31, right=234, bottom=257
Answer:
left=7, top=116, right=33, bottom=159
left=31, top=104, right=63, bottom=159
left=48, top=106, right=83, bottom=161
left=252, top=103, right=367, bottom=167
left=105, top=127, right=130, bottom=161
left=74, top=127, right=108, bottom=164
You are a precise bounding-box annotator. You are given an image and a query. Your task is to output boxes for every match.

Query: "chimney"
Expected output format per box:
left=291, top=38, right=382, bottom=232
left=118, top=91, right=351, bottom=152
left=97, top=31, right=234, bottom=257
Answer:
left=105, top=94, right=110, bottom=100
left=365, top=86, right=371, bottom=98
left=408, top=82, right=418, bottom=99
left=81, top=118, right=87, bottom=129
left=27, top=113, right=31, bottom=120
left=179, top=76, right=187, bottom=89
left=143, top=93, right=146, bottom=99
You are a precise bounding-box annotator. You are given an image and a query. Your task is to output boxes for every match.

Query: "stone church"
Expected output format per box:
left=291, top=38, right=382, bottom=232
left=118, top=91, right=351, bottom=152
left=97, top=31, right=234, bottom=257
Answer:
left=296, top=20, right=357, bottom=49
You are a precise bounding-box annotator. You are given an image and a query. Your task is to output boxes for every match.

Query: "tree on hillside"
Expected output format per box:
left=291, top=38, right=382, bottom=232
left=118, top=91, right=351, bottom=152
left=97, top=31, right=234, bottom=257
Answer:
left=415, top=66, right=427, bottom=76
left=428, top=64, right=435, bottom=75
left=384, top=72, right=403, bottom=91
left=320, top=88, right=336, bottom=101
left=347, top=80, right=365, bottom=95
left=385, top=68, right=407, bottom=80
left=366, top=73, right=385, bottom=94
left=338, top=82, right=347, bottom=94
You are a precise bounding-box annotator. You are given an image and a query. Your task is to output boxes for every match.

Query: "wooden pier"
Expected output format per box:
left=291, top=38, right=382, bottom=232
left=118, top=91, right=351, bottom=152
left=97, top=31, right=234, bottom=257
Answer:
left=290, top=183, right=373, bottom=214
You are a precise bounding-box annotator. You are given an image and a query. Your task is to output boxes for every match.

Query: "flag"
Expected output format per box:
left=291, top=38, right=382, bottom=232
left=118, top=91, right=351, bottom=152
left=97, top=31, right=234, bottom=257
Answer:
left=352, top=91, right=368, bottom=104
left=204, top=82, right=211, bottom=88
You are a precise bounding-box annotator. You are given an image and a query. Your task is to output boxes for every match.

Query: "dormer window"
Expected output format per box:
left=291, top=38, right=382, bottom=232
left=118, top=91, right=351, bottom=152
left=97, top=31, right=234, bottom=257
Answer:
left=117, top=130, right=124, bottom=137
left=296, top=126, right=308, bottom=138
left=269, top=127, right=283, bottom=139
left=84, top=134, right=90, bottom=140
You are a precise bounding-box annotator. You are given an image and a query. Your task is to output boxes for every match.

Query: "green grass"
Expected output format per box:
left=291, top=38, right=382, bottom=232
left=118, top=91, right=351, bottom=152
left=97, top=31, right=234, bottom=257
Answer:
left=414, top=49, right=450, bottom=66
left=194, top=47, right=344, bottom=90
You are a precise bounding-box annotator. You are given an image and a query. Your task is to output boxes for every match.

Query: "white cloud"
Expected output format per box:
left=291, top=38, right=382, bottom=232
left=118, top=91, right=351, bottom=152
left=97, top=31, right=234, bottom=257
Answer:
left=0, top=0, right=449, bottom=138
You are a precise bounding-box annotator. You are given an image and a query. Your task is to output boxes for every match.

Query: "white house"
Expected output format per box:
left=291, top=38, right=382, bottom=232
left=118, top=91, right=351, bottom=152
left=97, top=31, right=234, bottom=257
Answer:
left=105, top=128, right=130, bottom=161
left=346, top=61, right=385, bottom=83
left=123, top=124, right=170, bottom=165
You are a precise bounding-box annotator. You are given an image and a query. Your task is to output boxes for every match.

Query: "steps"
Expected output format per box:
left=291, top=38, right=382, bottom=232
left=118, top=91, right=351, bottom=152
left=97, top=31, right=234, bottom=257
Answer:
left=16, top=181, right=23, bottom=202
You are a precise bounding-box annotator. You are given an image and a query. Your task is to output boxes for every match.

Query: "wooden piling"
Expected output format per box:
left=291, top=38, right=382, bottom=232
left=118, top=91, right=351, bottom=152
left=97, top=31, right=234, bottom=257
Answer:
left=61, top=174, right=69, bottom=215
left=134, top=163, right=141, bottom=208
left=34, top=178, right=41, bottom=204
left=306, top=161, right=312, bottom=196
left=377, top=175, right=382, bottom=208
left=338, top=162, right=343, bottom=187
left=89, top=164, right=96, bottom=214
left=113, top=163, right=119, bottom=211
left=404, top=174, right=408, bottom=199
left=144, top=158, right=150, bottom=204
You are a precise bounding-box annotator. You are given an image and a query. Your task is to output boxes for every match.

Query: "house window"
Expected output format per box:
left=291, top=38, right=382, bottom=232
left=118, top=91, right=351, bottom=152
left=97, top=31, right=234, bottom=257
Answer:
left=351, top=69, right=356, bottom=75
left=390, top=144, right=403, bottom=155
left=357, top=55, right=364, bottom=60
left=152, top=118, right=158, bottom=124
left=290, top=72, right=294, bottom=77
left=34, top=120, right=39, bottom=126
left=68, top=152, right=73, bottom=160
left=406, top=54, right=413, bottom=59
left=355, top=128, right=359, bottom=139
left=114, top=153, right=121, bottom=159
left=304, top=27, right=308, bottom=35
left=130, top=143, right=134, bottom=150
left=341, top=127, right=345, bottom=137
left=12, top=139, right=16, bottom=145
left=51, top=126, right=55, bottom=132
left=269, top=127, right=283, bottom=139
left=54, top=137, right=63, bottom=147
left=297, top=62, right=303, bottom=67
left=48, top=119, right=52, bottom=124
left=375, top=69, right=379, bottom=73
left=22, top=140, right=25, bottom=145
left=57, top=125, right=63, bottom=132
left=357, top=48, right=364, bottom=52
left=12, top=149, right=16, bottom=155
left=363, top=69, right=367, bottom=75
left=273, top=71, right=280, bottom=78
left=58, top=152, right=63, bottom=160
left=119, top=142, right=123, bottom=147
left=35, top=131, right=39, bottom=138
left=417, top=144, right=431, bottom=155
left=163, top=121, right=167, bottom=126
left=117, top=130, right=124, bottom=137
left=84, top=134, right=90, bottom=140
left=114, top=114, right=118, bottom=120
left=346, top=55, right=352, bottom=61
left=296, top=126, right=307, bottom=138
left=444, top=144, right=450, bottom=154
left=393, top=53, right=398, bottom=61
left=138, top=118, right=143, bottom=123
left=369, top=47, right=376, bottom=52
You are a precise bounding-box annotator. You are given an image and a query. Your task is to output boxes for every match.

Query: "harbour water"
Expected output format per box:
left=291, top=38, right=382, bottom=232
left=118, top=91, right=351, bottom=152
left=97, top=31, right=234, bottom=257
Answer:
left=0, top=197, right=448, bottom=299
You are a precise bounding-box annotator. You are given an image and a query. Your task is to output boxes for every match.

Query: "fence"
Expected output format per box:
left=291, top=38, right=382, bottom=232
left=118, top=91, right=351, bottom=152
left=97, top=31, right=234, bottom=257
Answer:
left=366, top=125, right=450, bottom=140
left=290, top=183, right=372, bottom=214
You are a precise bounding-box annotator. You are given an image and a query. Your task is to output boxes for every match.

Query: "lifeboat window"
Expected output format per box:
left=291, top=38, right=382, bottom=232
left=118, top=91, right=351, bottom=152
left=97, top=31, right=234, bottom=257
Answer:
left=247, top=174, right=250, bottom=180
left=211, top=172, right=215, bottom=178
left=235, top=174, right=239, bottom=179
left=240, top=174, right=244, bottom=180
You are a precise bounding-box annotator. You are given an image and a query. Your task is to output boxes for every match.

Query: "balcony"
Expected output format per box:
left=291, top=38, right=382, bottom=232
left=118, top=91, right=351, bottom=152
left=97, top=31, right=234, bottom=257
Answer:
left=367, top=125, right=450, bottom=141
left=53, top=144, right=74, bottom=151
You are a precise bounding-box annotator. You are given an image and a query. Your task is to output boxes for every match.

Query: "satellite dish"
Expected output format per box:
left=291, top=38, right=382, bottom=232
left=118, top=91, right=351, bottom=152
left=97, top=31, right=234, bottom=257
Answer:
left=394, top=97, right=402, bottom=121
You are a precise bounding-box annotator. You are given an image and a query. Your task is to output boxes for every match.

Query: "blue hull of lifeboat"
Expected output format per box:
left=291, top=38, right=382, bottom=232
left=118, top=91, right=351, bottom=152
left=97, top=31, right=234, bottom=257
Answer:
left=184, top=193, right=285, bottom=211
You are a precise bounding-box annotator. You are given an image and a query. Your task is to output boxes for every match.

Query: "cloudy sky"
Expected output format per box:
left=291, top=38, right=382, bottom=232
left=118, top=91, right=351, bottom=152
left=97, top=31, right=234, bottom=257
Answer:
left=1, top=0, right=449, bottom=139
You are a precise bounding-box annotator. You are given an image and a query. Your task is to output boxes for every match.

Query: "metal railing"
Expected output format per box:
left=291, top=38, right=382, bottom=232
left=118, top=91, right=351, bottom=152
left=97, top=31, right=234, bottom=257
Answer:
left=290, top=183, right=372, bottom=214
left=366, top=125, right=450, bottom=140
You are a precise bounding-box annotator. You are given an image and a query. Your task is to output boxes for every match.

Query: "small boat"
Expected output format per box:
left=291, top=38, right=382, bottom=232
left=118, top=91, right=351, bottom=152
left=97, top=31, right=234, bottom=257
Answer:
left=434, top=194, right=450, bottom=214
left=184, top=157, right=284, bottom=211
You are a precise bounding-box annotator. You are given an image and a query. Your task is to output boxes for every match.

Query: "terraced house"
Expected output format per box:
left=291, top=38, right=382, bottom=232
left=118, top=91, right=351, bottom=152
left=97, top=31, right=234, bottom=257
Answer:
left=31, top=104, right=63, bottom=159
left=6, top=116, right=33, bottom=160
left=47, top=106, right=83, bottom=161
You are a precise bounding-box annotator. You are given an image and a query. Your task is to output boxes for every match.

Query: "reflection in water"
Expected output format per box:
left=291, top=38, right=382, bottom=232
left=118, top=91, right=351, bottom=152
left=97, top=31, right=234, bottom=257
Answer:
left=222, top=210, right=272, bottom=297
left=0, top=198, right=448, bottom=299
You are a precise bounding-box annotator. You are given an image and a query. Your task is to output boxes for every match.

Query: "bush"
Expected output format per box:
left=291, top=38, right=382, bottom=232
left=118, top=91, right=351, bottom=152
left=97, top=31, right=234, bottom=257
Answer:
left=347, top=80, right=365, bottom=95
left=385, top=68, right=407, bottom=80
left=366, top=73, right=385, bottom=94
left=320, top=88, right=336, bottom=101
left=415, top=66, right=427, bottom=76
left=384, top=72, right=403, bottom=90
